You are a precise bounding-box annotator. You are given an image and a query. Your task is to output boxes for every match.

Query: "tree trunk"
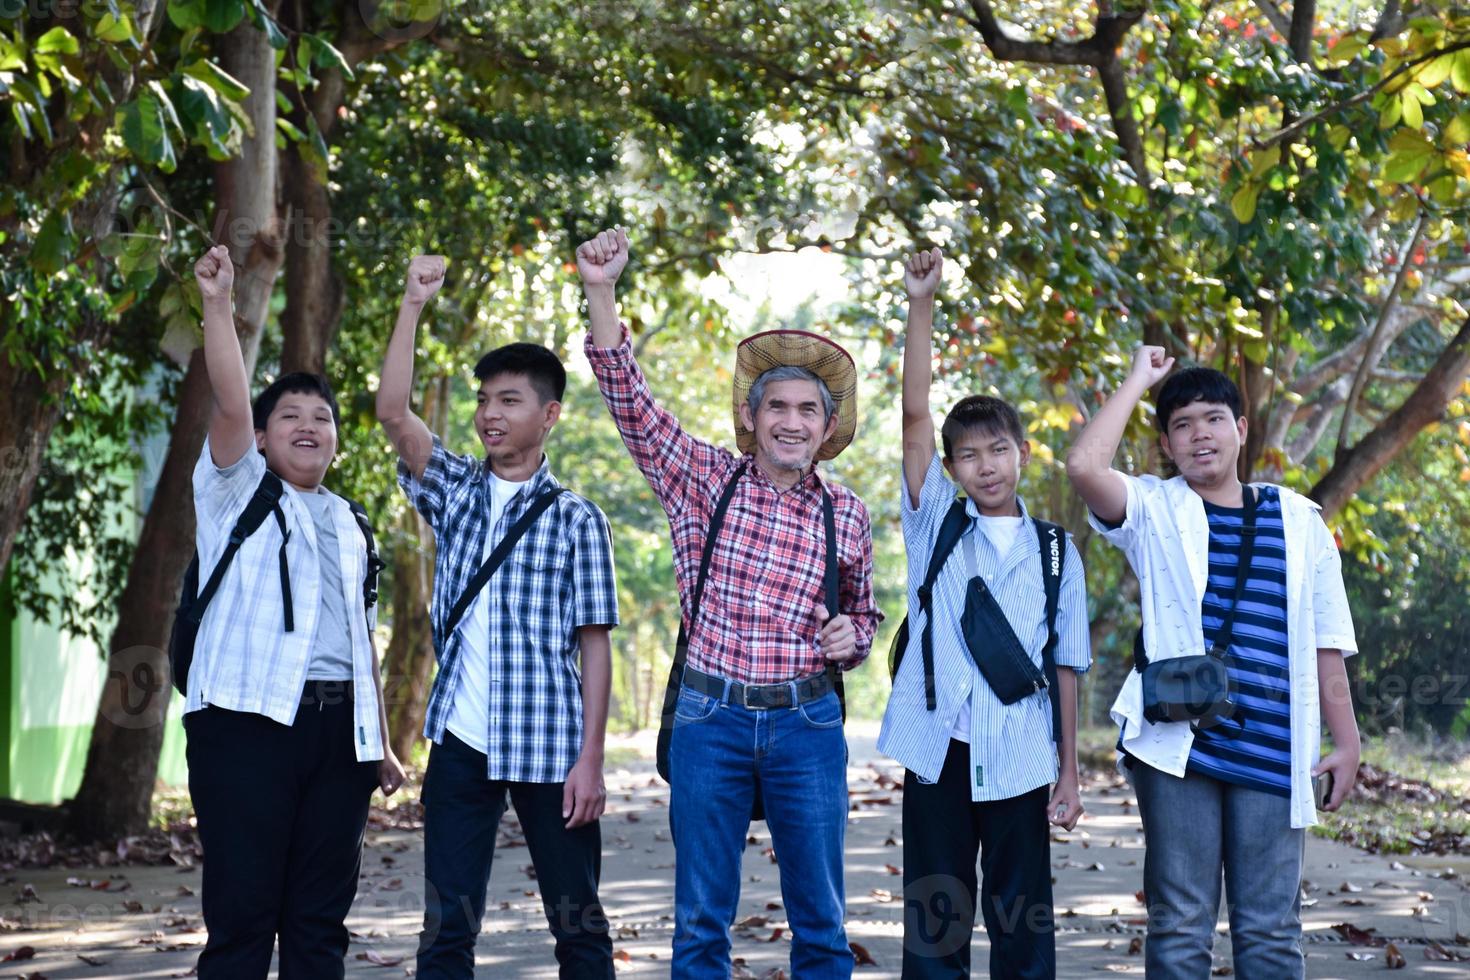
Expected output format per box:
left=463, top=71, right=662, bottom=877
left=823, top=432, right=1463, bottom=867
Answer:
left=67, top=22, right=284, bottom=841
left=1310, top=311, right=1470, bottom=518
left=383, top=510, right=437, bottom=762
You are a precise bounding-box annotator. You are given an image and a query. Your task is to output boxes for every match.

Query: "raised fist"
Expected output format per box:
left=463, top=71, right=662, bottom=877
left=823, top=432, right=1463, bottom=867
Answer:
left=1130, top=345, right=1176, bottom=387
left=575, top=228, right=629, bottom=288
left=404, top=255, right=447, bottom=306
left=904, top=247, right=943, bottom=300
left=194, top=245, right=233, bottom=301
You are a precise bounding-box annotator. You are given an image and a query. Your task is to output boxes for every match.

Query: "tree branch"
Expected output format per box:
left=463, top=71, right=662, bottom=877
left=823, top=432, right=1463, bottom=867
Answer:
left=1254, top=0, right=1293, bottom=38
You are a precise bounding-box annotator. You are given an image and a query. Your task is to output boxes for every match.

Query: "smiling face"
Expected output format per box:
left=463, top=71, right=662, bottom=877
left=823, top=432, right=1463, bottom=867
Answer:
left=255, top=392, right=338, bottom=490
left=1159, top=399, right=1246, bottom=490
left=944, top=427, right=1030, bottom=517
left=475, top=372, right=560, bottom=475
left=737, top=377, right=838, bottom=485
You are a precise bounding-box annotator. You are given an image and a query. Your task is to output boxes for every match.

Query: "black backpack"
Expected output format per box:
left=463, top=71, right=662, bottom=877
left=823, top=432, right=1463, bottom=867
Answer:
left=169, top=470, right=384, bottom=696
left=888, top=499, right=1066, bottom=740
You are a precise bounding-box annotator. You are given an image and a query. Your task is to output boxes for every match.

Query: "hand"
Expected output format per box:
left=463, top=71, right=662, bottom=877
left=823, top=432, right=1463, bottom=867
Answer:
left=904, top=247, right=943, bottom=300
left=1129, top=345, right=1175, bottom=387
left=1047, top=776, right=1084, bottom=830
left=814, top=603, right=855, bottom=662
left=562, top=753, right=607, bottom=829
left=1312, top=747, right=1359, bottom=812
left=194, top=245, right=234, bottom=301
left=404, top=255, right=447, bottom=306
left=575, top=227, right=629, bottom=288
left=378, top=750, right=406, bottom=797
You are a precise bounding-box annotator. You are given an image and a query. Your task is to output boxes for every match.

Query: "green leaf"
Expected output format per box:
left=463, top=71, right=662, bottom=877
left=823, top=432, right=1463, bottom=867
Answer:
left=1452, top=51, right=1470, bottom=94
left=32, top=210, right=73, bottom=275
left=1230, top=182, right=1260, bottom=223
left=1325, top=35, right=1368, bottom=67
left=1379, top=96, right=1403, bottom=129
left=94, top=12, right=134, bottom=43
left=1445, top=113, right=1470, bottom=146
left=182, top=58, right=250, bottom=101
left=203, top=0, right=247, bottom=33
left=1382, top=130, right=1436, bottom=183
left=1401, top=90, right=1423, bottom=129
left=117, top=90, right=177, bottom=171
left=178, top=75, right=233, bottom=144
left=168, top=0, right=206, bottom=30
left=248, top=0, right=288, bottom=48
left=0, top=36, right=24, bottom=72
left=1417, top=53, right=1455, bottom=89
left=305, top=34, right=354, bottom=80
left=34, top=26, right=80, bottom=57
left=1249, top=146, right=1281, bottom=178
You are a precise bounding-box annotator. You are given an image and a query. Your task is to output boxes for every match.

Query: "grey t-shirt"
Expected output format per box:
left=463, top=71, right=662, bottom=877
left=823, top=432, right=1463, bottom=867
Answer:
left=301, top=491, right=355, bottom=681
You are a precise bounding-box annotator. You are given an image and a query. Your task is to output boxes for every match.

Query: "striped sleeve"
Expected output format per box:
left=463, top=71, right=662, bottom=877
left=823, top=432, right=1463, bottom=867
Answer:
left=1054, top=535, right=1092, bottom=671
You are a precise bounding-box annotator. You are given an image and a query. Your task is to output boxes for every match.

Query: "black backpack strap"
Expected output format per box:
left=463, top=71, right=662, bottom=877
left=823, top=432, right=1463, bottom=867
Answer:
left=820, top=485, right=845, bottom=721
left=1034, top=518, right=1066, bottom=744
left=676, top=461, right=749, bottom=671
left=345, top=498, right=385, bottom=612
left=917, top=498, right=972, bottom=710
left=189, top=470, right=290, bottom=628
left=271, top=505, right=293, bottom=632
left=442, top=486, right=567, bottom=637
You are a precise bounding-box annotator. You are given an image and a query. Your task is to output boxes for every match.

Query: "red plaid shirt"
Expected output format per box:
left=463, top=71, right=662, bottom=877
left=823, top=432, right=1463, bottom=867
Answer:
left=586, top=327, right=881, bottom=684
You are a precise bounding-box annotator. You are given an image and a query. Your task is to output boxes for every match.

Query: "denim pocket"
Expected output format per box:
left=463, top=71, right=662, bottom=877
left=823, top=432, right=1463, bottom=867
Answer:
left=797, top=691, right=843, bottom=729
left=674, top=687, right=718, bottom=723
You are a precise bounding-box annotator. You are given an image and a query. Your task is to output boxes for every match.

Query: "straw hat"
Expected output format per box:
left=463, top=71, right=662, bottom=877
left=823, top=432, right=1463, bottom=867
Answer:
left=732, top=330, right=858, bottom=462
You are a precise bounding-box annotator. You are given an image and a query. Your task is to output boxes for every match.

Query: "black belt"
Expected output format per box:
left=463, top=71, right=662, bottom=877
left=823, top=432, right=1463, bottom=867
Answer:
left=300, top=679, right=354, bottom=707
left=682, top=665, right=833, bottom=710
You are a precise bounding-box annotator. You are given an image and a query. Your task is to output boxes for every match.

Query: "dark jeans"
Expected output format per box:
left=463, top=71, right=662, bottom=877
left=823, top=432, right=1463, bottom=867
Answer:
left=902, top=739, right=1055, bottom=979
left=184, top=685, right=378, bottom=979
left=415, top=733, right=613, bottom=979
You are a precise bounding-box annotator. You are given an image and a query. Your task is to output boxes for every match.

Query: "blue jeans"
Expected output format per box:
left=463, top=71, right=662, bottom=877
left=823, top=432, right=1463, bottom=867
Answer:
left=668, top=682, right=851, bottom=978
left=1133, top=763, right=1305, bottom=980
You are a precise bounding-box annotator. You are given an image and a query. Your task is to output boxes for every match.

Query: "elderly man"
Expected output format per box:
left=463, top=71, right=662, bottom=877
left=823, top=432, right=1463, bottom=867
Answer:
left=578, top=228, right=880, bottom=978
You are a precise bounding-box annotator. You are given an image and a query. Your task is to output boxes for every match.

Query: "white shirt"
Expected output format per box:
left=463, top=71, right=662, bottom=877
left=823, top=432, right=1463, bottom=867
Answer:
left=879, top=454, right=1092, bottom=801
left=185, top=439, right=383, bottom=762
left=1088, top=474, right=1358, bottom=828
left=445, top=472, right=529, bottom=754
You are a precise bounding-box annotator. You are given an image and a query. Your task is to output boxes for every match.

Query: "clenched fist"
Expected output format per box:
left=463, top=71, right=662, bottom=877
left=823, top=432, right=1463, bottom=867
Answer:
left=194, top=245, right=233, bottom=301
left=576, top=228, right=629, bottom=288
left=404, top=255, right=447, bottom=306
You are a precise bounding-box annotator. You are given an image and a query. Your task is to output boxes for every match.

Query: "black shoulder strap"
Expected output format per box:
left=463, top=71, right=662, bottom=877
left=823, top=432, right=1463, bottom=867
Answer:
left=1034, top=518, right=1065, bottom=744
left=675, top=462, right=748, bottom=667
left=917, top=498, right=971, bottom=710
left=188, top=470, right=290, bottom=628
left=345, top=497, right=385, bottom=612
left=820, top=485, right=845, bottom=720
left=443, top=487, right=566, bottom=637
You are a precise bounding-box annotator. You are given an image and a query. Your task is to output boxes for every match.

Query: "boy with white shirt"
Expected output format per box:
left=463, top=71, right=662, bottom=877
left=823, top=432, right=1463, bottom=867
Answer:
left=879, top=248, right=1091, bottom=978
left=376, top=256, right=619, bottom=979
left=1065, top=348, right=1361, bottom=979
left=184, top=247, right=404, bottom=979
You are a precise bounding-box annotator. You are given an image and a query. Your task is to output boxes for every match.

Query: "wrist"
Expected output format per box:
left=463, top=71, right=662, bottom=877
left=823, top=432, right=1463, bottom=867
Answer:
left=201, top=293, right=232, bottom=311
left=400, top=294, right=426, bottom=312
left=906, top=293, right=936, bottom=308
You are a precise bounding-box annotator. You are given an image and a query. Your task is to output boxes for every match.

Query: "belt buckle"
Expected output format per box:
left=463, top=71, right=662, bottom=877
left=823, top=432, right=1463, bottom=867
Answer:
left=741, top=683, right=761, bottom=709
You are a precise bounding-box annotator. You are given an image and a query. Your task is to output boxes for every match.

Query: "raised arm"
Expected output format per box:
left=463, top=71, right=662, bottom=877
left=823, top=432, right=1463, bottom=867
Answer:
left=376, top=255, right=446, bottom=481
left=901, top=247, right=943, bottom=508
left=195, top=246, right=254, bottom=468
left=578, top=227, right=629, bottom=349
left=1064, top=346, right=1174, bottom=525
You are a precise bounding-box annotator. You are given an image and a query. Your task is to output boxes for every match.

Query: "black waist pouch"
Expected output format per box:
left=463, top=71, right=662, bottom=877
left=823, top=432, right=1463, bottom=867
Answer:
left=961, top=576, right=1047, bottom=705
left=1139, top=647, right=1236, bottom=727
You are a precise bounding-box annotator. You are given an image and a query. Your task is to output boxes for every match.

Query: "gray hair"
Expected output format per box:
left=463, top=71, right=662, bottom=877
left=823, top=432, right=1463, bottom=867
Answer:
left=747, top=365, right=836, bottom=422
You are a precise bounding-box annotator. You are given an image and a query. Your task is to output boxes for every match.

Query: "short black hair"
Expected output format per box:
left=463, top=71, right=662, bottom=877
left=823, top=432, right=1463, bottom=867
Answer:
left=1156, top=367, right=1243, bottom=431
left=252, top=372, right=341, bottom=431
left=941, top=395, right=1025, bottom=458
left=473, top=343, right=566, bottom=403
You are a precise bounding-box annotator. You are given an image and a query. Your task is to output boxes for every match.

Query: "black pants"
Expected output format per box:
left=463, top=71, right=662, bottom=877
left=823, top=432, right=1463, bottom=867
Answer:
left=902, top=739, right=1056, bottom=979
left=184, top=684, right=378, bottom=979
left=415, top=733, right=613, bottom=979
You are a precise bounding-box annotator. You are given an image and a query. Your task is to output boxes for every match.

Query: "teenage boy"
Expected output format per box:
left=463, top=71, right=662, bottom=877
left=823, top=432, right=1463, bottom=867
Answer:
left=878, top=248, right=1091, bottom=978
left=578, top=228, right=881, bottom=978
left=376, top=255, right=620, bottom=979
left=1065, top=347, right=1361, bottom=978
left=184, top=246, right=405, bottom=979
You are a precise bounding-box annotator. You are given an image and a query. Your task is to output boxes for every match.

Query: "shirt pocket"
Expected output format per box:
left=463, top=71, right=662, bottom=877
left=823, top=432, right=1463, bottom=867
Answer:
left=507, top=548, right=568, bottom=653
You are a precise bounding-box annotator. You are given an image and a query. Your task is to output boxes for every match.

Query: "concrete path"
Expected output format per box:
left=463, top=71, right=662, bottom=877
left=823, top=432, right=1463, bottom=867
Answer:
left=3, top=723, right=1467, bottom=977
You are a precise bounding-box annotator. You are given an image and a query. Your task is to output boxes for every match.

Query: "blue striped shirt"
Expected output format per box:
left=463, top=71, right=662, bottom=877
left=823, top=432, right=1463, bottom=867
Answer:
left=878, top=453, right=1091, bottom=801
left=1187, top=486, right=1292, bottom=797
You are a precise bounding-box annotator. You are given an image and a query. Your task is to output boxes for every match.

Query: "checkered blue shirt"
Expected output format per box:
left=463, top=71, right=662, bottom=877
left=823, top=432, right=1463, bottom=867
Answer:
left=399, top=437, right=619, bottom=782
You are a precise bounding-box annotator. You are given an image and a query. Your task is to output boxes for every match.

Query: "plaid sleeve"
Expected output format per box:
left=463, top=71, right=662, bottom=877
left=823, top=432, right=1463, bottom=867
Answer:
left=584, top=325, right=728, bottom=517
left=839, top=496, right=881, bottom=667
left=568, top=502, right=619, bottom=630
left=396, top=434, right=469, bottom=532
left=1054, top=535, right=1092, bottom=671
left=192, top=436, right=267, bottom=530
